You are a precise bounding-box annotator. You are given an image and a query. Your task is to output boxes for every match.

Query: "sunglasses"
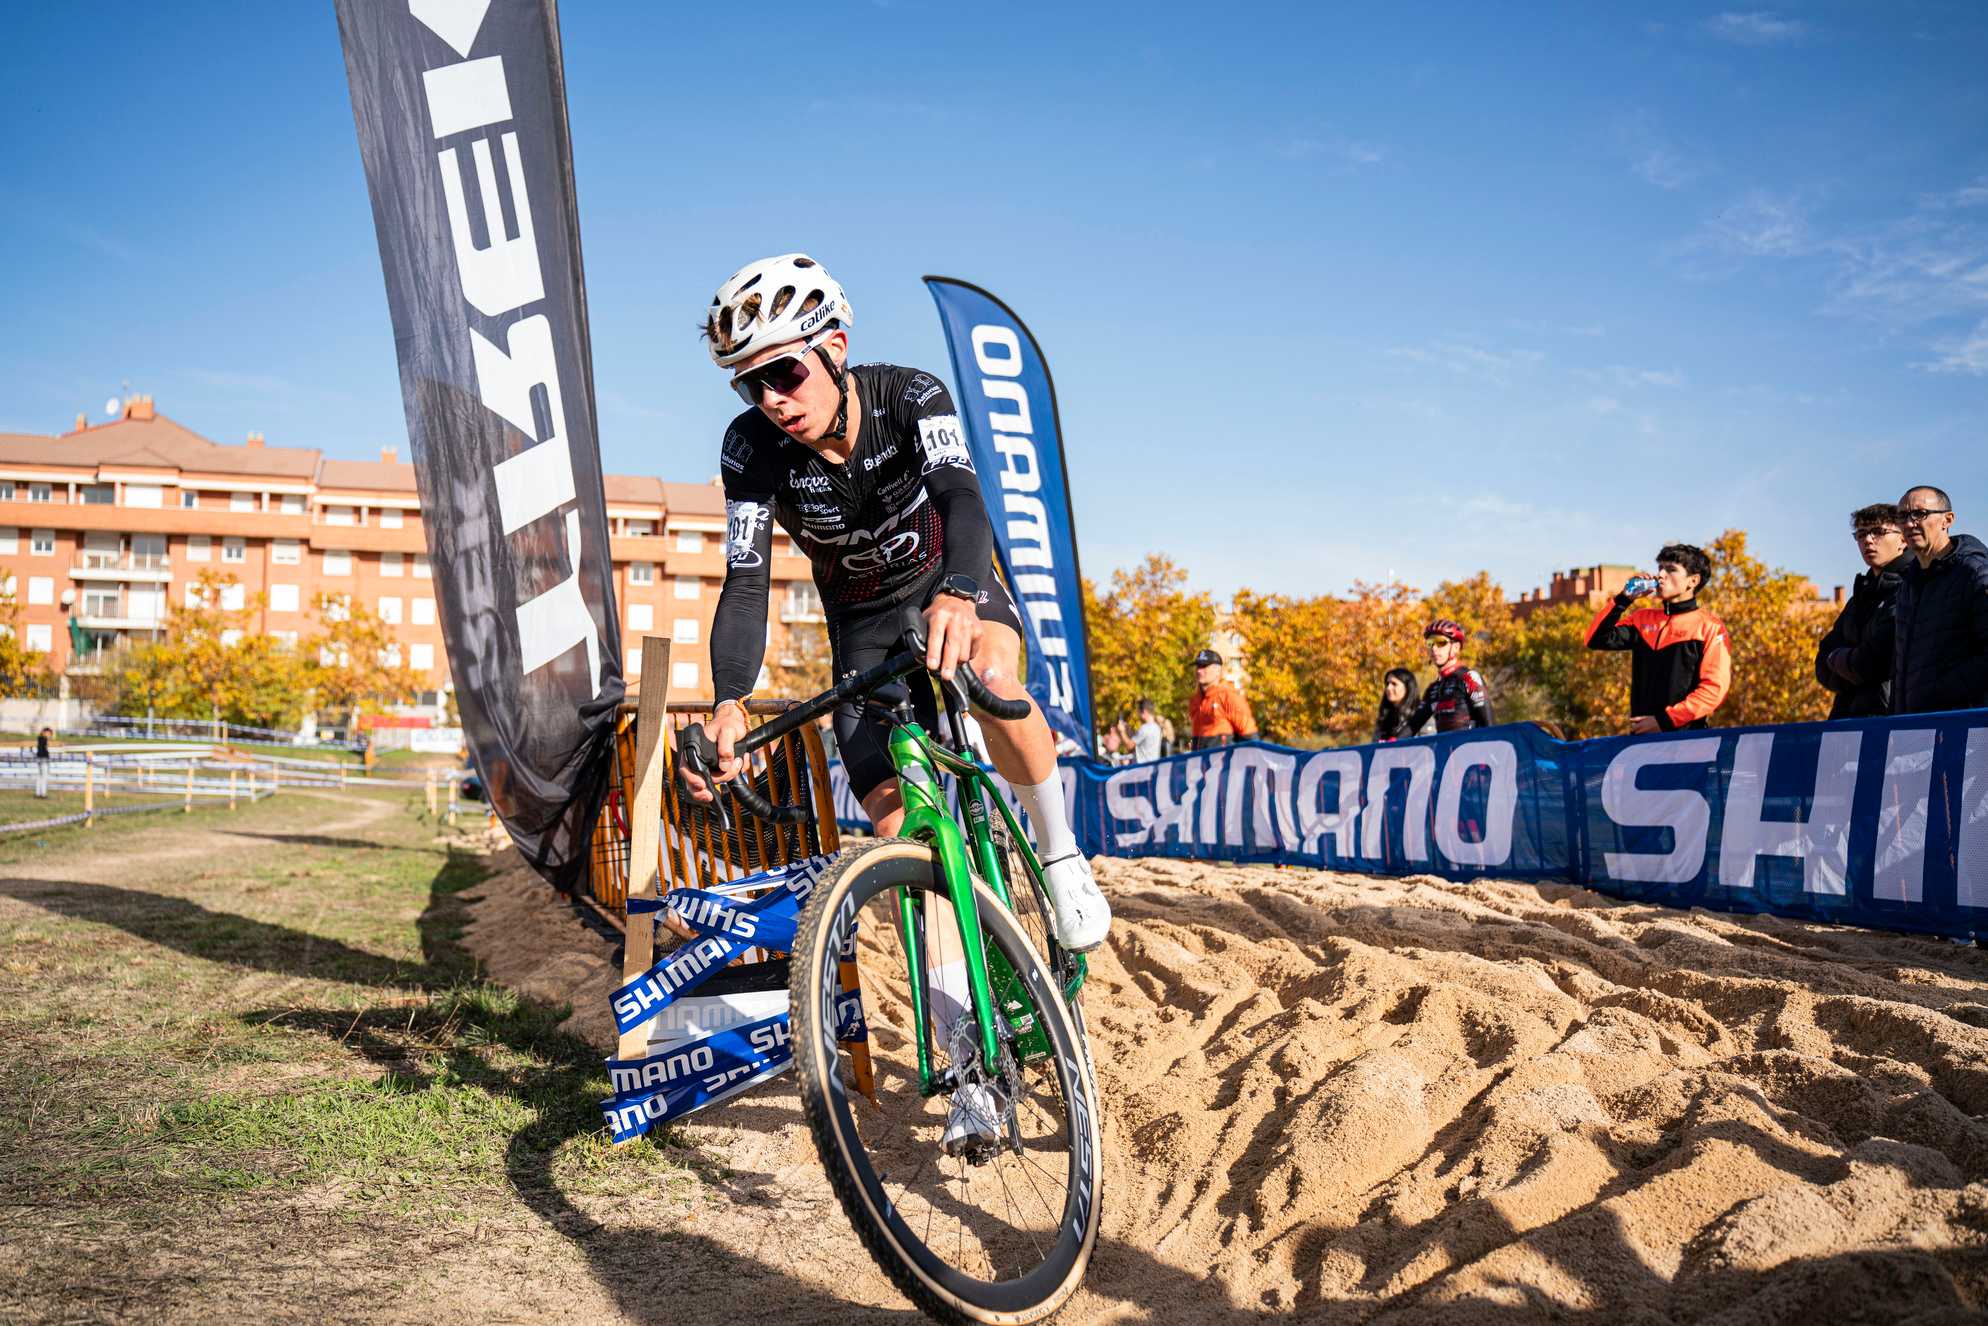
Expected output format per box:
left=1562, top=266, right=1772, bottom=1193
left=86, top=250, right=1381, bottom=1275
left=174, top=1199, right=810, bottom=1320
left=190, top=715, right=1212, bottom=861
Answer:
left=1852, top=527, right=1901, bottom=542
left=1900, top=508, right=1952, bottom=525
left=730, top=332, right=831, bottom=406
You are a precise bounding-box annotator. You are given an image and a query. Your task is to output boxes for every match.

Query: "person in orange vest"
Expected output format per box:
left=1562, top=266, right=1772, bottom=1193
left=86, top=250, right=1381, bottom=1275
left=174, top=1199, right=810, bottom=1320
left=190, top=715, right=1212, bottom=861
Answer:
left=1187, top=648, right=1258, bottom=750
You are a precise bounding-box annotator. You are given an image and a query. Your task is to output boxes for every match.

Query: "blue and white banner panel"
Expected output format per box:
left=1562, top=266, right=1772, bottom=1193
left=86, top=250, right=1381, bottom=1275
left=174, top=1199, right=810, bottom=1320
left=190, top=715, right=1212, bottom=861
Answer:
left=924, top=277, right=1096, bottom=749
left=829, top=708, right=1988, bottom=940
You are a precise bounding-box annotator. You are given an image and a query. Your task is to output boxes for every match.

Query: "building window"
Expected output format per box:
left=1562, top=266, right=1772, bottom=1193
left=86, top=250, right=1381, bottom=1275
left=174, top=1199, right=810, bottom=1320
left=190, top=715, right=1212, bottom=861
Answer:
left=412, top=597, right=435, bottom=626
left=180, top=489, right=198, bottom=509
left=378, top=596, right=402, bottom=624
left=230, top=491, right=255, bottom=512
left=25, top=624, right=51, bottom=653
left=220, top=583, right=246, bottom=611
left=625, top=519, right=653, bottom=537
left=27, top=576, right=53, bottom=606
left=187, top=534, right=211, bottom=562
left=675, top=575, right=700, bottom=600
left=673, top=617, right=699, bottom=645
left=133, top=534, right=165, bottom=570
left=222, top=537, right=246, bottom=564
left=671, top=660, right=700, bottom=690
left=30, top=529, right=53, bottom=556
left=0, top=528, right=14, bottom=555
left=784, top=582, right=823, bottom=621
left=83, top=587, right=120, bottom=617
left=272, top=538, right=300, bottom=565
left=629, top=560, right=654, bottom=585
left=675, top=530, right=704, bottom=553
left=381, top=642, right=402, bottom=668
left=413, top=553, right=431, bottom=579
left=381, top=551, right=404, bottom=578
left=0, top=481, right=13, bottom=500
left=28, top=483, right=50, bottom=503
left=270, top=583, right=300, bottom=613
left=411, top=642, right=435, bottom=672
left=628, top=604, right=654, bottom=632
left=280, top=494, right=305, bottom=515
left=272, top=630, right=299, bottom=649
left=324, top=594, right=351, bottom=623
left=324, top=504, right=355, bottom=526
left=186, top=581, right=208, bottom=608
left=324, top=549, right=352, bottom=577
left=380, top=508, right=403, bottom=529
left=80, top=484, right=113, bottom=505
left=222, top=628, right=244, bottom=648
left=125, top=484, right=162, bottom=509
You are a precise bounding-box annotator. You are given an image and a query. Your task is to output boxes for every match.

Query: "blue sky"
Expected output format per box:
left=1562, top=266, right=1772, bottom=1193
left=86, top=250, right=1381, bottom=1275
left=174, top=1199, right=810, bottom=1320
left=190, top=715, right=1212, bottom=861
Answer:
left=4, top=3, right=1984, bottom=600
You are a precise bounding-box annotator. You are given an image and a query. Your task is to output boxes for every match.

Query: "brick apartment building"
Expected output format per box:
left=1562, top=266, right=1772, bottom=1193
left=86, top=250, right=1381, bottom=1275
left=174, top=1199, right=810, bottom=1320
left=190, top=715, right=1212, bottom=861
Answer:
left=0, top=398, right=823, bottom=700
left=1512, top=562, right=1844, bottom=619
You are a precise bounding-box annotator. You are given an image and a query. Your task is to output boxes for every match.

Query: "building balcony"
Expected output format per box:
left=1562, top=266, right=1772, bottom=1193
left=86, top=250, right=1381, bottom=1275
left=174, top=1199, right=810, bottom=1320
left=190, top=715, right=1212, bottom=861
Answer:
left=70, top=552, right=172, bottom=582
left=74, top=613, right=168, bottom=632
left=781, top=604, right=825, bottom=624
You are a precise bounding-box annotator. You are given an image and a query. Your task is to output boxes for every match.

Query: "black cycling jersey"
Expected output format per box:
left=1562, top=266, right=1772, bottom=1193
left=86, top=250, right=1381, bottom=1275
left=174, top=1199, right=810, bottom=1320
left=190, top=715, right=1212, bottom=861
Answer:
left=709, top=363, right=996, bottom=704
left=1407, top=664, right=1493, bottom=734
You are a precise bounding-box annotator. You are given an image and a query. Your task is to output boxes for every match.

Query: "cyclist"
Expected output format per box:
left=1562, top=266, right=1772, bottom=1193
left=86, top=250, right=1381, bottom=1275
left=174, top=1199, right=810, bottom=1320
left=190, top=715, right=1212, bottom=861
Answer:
left=680, top=253, right=1111, bottom=954
left=1406, top=619, right=1494, bottom=732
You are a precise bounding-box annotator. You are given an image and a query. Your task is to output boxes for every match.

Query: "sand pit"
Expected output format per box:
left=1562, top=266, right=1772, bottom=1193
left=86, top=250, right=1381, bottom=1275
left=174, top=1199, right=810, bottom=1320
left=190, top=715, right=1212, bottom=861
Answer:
left=464, top=854, right=1988, bottom=1322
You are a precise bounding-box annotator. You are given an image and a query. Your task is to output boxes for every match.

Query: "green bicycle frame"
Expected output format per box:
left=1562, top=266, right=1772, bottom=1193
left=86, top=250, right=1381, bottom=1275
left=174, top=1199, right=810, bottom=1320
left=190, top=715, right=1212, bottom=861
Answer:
left=884, top=720, right=1085, bottom=1094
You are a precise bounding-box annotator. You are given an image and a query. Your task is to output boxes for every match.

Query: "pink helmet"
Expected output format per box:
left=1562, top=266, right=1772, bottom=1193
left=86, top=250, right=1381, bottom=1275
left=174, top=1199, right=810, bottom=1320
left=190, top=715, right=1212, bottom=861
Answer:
left=1424, top=619, right=1467, bottom=644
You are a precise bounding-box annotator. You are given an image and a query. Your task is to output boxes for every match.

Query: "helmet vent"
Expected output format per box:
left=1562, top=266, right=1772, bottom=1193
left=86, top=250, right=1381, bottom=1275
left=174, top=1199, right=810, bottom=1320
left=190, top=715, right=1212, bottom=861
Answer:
left=770, top=285, right=795, bottom=318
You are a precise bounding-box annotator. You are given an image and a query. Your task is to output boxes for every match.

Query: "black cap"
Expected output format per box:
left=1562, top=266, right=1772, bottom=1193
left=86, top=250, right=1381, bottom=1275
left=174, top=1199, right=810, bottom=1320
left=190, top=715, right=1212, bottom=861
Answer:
left=1193, top=648, right=1222, bottom=667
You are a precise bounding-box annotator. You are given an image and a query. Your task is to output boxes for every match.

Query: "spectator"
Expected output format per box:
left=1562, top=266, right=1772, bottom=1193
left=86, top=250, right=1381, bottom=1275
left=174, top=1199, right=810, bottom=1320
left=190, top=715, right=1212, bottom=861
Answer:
left=1891, top=485, right=1988, bottom=714
left=1406, top=620, right=1494, bottom=734
left=1585, top=543, right=1731, bottom=733
left=1132, top=699, right=1164, bottom=762
left=1100, top=726, right=1123, bottom=763
left=33, top=727, right=52, bottom=799
left=1187, top=648, right=1257, bottom=750
left=1157, top=711, right=1177, bottom=756
left=1374, top=667, right=1423, bottom=742
left=1814, top=503, right=1906, bottom=718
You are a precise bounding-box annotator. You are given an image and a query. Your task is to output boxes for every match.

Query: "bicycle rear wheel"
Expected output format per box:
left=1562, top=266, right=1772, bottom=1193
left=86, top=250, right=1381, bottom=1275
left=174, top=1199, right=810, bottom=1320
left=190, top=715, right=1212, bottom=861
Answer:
left=790, top=838, right=1102, bottom=1324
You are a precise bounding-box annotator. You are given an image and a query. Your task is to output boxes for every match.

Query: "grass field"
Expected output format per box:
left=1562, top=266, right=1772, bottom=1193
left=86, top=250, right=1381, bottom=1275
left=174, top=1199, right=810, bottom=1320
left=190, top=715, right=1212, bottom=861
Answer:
left=0, top=786, right=690, bottom=1321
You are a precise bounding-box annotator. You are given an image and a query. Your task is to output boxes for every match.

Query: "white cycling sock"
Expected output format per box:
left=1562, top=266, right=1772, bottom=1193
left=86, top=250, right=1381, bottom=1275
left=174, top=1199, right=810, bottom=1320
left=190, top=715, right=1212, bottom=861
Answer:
left=1013, top=774, right=1080, bottom=862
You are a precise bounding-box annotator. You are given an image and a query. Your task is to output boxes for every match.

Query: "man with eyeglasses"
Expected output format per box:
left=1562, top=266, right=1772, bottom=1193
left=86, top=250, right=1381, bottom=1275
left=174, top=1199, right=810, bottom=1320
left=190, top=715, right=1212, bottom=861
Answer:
left=1814, top=504, right=1907, bottom=719
left=1584, top=542, right=1731, bottom=734
left=1890, top=485, right=1988, bottom=715
left=682, top=253, right=1111, bottom=955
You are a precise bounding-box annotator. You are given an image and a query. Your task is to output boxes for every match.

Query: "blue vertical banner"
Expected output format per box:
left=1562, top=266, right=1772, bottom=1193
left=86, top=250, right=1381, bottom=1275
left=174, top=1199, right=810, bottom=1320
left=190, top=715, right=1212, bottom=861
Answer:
left=924, top=277, right=1096, bottom=749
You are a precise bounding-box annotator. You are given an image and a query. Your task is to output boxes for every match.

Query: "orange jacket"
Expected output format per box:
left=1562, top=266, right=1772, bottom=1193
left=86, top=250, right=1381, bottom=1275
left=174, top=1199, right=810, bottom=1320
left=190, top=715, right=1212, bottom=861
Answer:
left=1189, top=679, right=1257, bottom=740
left=1585, top=596, right=1732, bottom=729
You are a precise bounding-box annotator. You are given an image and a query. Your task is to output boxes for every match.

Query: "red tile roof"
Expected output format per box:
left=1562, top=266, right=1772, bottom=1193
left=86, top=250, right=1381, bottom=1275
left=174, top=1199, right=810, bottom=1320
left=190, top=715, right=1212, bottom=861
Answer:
left=661, top=480, right=726, bottom=516
left=0, top=413, right=320, bottom=479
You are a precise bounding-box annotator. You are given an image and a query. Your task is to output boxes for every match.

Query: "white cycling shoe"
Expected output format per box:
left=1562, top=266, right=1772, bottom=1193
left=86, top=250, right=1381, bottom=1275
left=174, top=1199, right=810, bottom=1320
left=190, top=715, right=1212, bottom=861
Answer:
left=942, top=1080, right=1003, bottom=1156
left=1042, top=853, right=1112, bottom=953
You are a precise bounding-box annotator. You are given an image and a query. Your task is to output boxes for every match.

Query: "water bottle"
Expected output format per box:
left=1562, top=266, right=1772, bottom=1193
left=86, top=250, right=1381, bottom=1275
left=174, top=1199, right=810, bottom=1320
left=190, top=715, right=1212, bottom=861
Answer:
left=1622, top=576, right=1658, bottom=598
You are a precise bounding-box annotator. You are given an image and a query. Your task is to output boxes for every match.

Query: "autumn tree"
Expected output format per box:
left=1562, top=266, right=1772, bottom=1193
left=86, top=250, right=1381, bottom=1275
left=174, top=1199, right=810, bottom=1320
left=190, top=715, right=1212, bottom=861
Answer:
left=305, top=591, right=420, bottom=729
left=1503, top=601, right=1628, bottom=738
left=764, top=620, right=833, bottom=700
left=110, top=570, right=312, bottom=728
left=1698, top=528, right=1831, bottom=728
left=0, top=578, right=55, bottom=698
left=1083, top=555, right=1219, bottom=738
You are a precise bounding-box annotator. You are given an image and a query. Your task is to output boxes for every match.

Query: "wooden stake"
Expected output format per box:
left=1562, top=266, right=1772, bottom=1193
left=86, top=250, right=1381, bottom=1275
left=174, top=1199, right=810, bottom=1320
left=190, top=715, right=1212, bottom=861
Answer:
left=425, top=768, right=437, bottom=815
left=229, top=768, right=238, bottom=811
left=617, top=635, right=672, bottom=1062
left=184, top=764, right=193, bottom=813
left=83, top=757, right=94, bottom=827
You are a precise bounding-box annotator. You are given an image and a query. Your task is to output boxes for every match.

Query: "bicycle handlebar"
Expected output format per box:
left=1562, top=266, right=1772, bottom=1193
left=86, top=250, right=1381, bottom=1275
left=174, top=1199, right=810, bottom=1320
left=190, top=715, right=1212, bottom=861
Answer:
left=678, top=632, right=1033, bottom=824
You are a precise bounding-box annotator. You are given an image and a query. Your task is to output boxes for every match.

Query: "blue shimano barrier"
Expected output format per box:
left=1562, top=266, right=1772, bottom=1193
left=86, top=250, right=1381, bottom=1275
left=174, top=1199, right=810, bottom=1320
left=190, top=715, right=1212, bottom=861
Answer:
left=829, top=709, right=1988, bottom=940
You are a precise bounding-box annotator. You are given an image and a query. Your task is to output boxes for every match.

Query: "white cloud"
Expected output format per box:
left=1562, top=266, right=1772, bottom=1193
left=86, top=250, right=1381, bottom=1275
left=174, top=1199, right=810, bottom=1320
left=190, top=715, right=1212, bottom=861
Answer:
left=1586, top=396, right=1622, bottom=415
left=1703, top=12, right=1807, bottom=45
left=1387, top=340, right=1545, bottom=386
left=1615, top=112, right=1702, bottom=191
left=1701, top=190, right=1811, bottom=257
left=1924, top=319, right=1988, bottom=376
left=1278, top=133, right=1386, bottom=169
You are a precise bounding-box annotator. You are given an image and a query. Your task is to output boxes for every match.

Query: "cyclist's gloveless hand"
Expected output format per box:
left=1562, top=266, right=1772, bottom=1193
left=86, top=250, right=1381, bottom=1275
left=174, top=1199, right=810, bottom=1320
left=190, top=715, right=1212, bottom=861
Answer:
left=682, top=703, right=750, bottom=803
left=923, top=593, right=981, bottom=682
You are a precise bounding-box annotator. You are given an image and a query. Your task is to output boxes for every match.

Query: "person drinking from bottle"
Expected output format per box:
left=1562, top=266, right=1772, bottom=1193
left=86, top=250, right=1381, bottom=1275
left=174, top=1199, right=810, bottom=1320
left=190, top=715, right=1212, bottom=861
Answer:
left=1585, top=544, right=1731, bottom=734
left=679, top=253, right=1111, bottom=954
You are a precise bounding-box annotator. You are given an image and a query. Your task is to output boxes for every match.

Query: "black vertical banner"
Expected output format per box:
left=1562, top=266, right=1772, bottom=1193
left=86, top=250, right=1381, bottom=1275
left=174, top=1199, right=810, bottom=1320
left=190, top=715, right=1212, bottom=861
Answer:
left=336, top=0, right=623, bottom=889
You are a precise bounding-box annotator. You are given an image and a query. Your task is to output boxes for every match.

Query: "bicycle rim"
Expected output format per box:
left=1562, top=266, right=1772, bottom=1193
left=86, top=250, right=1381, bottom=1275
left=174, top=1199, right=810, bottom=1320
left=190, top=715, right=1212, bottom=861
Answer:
left=791, top=839, right=1102, bottom=1324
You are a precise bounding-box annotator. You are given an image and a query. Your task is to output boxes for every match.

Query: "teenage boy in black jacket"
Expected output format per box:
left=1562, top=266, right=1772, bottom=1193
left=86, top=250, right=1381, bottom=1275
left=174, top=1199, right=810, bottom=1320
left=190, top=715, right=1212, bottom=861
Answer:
left=1892, top=485, right=1988, bottom=714
left=1815, top=503, right=1907, bottom=718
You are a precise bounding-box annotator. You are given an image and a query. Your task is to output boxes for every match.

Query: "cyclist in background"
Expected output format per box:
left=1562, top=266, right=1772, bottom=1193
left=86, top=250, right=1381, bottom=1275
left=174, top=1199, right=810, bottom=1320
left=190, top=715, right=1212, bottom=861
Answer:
left=681, top=253, right=1110, bottom=953
left=1407, top=620, right=1494, bottom=733
left=1188, top=648, right=1257, bottom=749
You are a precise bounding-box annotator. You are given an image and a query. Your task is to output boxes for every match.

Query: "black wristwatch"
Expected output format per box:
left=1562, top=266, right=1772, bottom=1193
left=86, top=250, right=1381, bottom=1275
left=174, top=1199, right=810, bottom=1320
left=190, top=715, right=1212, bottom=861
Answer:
left=935, top=573, right=979, bottom=602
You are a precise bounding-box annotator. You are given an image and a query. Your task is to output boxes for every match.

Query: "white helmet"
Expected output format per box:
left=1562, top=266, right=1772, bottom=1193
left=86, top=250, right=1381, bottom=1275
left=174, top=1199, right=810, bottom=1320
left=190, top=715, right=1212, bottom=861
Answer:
left=704, top=253, right=853, bottom=369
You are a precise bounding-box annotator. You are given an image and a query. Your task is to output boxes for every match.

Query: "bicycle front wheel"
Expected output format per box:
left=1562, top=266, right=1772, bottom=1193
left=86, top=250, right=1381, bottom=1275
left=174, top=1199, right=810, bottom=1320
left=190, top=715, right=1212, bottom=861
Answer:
left=790, top=838, right=1103, bottom=1324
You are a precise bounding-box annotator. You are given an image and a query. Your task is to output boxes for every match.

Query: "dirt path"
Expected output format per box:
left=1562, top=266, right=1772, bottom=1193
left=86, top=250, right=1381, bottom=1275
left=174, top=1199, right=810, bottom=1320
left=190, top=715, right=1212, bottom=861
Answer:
left=469, top=851, right=1988, bottom=1323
